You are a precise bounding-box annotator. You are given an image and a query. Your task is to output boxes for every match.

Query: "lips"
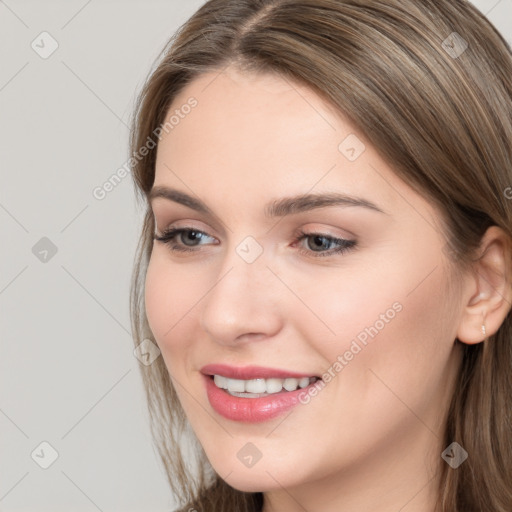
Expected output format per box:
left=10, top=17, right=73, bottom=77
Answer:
left=201, top=363, right=322, bottom=423
left=200, top=363, right=320, bottom=380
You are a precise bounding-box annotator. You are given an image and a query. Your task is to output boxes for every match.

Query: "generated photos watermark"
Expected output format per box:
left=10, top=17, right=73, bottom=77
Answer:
left=298, top=301, right=403, bottom=404
left=92, top=97, right=198, bottom=201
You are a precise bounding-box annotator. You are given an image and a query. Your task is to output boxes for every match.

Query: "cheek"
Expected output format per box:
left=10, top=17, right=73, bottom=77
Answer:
left=282, top=257, right=408, bottom=362
left=288, top=246, right=455, bottom=400
left=144, top=252, right=197, bottom=362
left=317, top=255, right=455, bottom=430
left=310, top=246, right=449, bottom=350
left=144, top=253, right=168, bottom=342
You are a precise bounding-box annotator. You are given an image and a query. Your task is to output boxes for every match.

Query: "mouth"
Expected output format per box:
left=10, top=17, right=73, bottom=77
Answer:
left=209, top=374, right=321, bottom=398
left=200, top=363, right=323, bottom=421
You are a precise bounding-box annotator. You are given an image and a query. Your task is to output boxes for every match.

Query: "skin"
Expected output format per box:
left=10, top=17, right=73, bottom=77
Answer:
left=144, top=66, right=512, bottom=512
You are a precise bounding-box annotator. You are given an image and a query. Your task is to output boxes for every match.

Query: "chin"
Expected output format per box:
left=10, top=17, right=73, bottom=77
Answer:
left=220, top=473, right=285, bottom=493
left=207, top=456, right=304, bottom=493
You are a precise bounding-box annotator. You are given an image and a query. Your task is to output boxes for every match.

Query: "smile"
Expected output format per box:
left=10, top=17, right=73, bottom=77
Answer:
left=213, top=374, right=318, bottom=397
left=201, top=364, right=323, bottom=422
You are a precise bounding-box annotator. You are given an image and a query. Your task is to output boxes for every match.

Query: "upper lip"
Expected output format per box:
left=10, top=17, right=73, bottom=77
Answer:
left=201, top=363, right=319, bottom=380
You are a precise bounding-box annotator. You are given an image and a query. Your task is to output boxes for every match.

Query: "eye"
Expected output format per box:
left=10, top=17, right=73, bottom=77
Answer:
left=153, top=227, right=357, bottom=257
left=153, top=227, right=216, bottom=252
left=293, top=230, right=357, bottom=258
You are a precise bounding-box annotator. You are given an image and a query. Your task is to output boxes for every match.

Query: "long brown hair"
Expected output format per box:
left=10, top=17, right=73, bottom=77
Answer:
left=129, top=1, right=512, bottom=510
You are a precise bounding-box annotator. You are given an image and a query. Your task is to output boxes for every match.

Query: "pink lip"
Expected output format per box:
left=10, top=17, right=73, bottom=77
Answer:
left=200, top=363, right=318, bottom=380
left=201, top=364, right=322, bottom=423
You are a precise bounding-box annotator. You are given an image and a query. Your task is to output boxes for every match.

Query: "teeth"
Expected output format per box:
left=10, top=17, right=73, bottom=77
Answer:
left=266, top=378, right=283, bottom=394
left=245, top=378, right=266, bottom=393
left=213, top=375, right=317, bottom=396
left=213, top=374, right=228, bottom=389
left=298, top=377, right=310, bottom=388
left=283, top=378, right=298, bottom=391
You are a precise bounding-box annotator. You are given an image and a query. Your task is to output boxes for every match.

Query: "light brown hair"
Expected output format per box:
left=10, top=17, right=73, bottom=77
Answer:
left=129, top=1, right=512, bottom=510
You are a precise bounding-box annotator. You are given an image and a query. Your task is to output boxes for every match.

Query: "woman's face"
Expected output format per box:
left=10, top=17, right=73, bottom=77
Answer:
left=145, top=66, right=465, bottom=500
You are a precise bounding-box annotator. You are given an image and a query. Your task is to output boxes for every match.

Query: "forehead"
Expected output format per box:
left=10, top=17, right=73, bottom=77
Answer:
left=157, top=66, right=341, bottom=171
left=152, top=66, right=435, bottom=225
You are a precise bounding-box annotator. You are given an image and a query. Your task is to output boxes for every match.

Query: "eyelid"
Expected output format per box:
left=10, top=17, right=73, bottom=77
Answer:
left=293, top=223, right=356, bottom=241
left=151, top=204, right=228, bottom=238
left=154, top=219, right=214, bottom=237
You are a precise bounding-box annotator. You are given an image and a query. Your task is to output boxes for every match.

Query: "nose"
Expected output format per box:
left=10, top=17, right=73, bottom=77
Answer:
left=199, top=240, right=283, bottom=346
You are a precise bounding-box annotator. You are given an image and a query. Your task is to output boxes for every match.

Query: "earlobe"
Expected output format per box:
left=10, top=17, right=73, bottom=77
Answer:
left=456, top=226, right=512, bottom=346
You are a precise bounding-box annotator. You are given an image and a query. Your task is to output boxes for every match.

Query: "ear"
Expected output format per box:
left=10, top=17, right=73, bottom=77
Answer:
left=456, top=226, right=512, bottom=345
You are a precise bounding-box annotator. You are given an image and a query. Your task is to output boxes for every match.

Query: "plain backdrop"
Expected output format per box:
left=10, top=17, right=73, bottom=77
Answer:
left=1, top=1, right=511, bottom=511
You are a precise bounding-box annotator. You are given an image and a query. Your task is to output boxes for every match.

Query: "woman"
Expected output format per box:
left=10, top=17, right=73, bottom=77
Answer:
left=129, top=1, right=512, bottom=510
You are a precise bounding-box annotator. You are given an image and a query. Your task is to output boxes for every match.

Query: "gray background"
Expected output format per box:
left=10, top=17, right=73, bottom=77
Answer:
left=0, top=1, right=511, bottom=511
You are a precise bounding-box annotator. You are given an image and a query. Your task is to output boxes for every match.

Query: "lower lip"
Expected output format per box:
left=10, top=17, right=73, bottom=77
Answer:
left=203, top=374, right=318, bottom=423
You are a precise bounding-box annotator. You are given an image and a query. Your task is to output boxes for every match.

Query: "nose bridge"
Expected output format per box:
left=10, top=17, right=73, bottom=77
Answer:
left=214, top=233, right=271, bottom=296
left=199, top=234, right=281, bottom=342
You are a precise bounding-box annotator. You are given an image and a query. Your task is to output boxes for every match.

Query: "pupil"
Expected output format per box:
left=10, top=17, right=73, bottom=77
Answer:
left=184, top=231, right=200, bottom=245
left=312, top=235, right=327, bottom=250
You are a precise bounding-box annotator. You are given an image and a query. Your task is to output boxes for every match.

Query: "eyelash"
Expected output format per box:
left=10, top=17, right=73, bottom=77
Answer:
left=153, top=227, right=357, bottom=258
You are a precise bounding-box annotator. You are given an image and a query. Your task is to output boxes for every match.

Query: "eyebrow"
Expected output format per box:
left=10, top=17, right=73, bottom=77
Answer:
left=148, top=186, right=387, bottom=218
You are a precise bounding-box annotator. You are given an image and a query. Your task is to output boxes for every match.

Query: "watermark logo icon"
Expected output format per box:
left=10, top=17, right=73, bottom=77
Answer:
left=31, top=441, right=59, bottom=469
left=31, top=32, right=59, bottom=59
left=442, top=32, right=468, bottom=59
left=32, top=237, right=58, bottom=263
left=133, top=338, right=161, bottom=366
left=441, top=442, right=468, bottom=469
left=237, top=442, right=263, bottom=468
left=236, top=236, right=263, bottom=264
left=338, top=134, right=366, bottom=162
